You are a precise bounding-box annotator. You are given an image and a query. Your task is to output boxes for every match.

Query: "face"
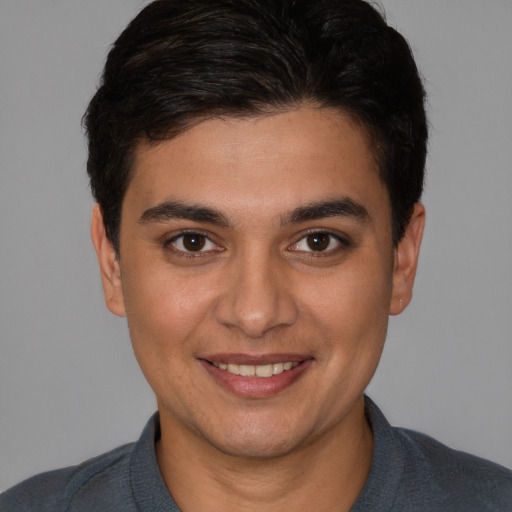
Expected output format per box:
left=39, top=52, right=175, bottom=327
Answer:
left=93, top=108, right=423, bottom=459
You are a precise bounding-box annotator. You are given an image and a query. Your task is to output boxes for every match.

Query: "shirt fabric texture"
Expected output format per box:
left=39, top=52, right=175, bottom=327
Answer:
left=1, top=397, right=511, bottom=511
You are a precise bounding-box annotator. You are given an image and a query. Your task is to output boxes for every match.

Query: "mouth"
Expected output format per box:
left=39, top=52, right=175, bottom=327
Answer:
left=199, top=355, right=313, bottom=398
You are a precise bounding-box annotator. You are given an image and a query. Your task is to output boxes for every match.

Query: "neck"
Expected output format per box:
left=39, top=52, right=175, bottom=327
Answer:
left=156, top=397, right=373, bottom=512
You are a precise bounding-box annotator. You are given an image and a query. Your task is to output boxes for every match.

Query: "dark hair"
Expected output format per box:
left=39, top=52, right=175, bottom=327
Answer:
left=84, top=0, right=427, bottom=252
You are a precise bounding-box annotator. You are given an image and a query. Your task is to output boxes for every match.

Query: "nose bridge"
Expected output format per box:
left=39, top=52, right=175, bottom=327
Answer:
left=214, top=244, right=298, bottom=338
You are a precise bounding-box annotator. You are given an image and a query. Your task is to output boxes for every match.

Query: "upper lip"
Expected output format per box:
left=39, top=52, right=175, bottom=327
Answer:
left=199, top=353, right=312, bottom=365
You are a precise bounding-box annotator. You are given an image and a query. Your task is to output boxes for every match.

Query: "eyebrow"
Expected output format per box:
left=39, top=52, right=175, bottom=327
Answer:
left=138, top=201, right=230, bottom=227
left=283, top=198, right=369, bottom=225
left=138, top=197, right=369, bottom=228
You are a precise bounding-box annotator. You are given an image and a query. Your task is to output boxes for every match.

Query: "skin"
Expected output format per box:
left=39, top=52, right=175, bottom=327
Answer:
left=92, top=107, right=424, bottom=511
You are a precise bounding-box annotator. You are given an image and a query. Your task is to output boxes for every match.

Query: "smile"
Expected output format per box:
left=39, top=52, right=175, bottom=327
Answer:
left=210, top=361, right=299, bottom=378
left=200, top=356, right=312, bottom=398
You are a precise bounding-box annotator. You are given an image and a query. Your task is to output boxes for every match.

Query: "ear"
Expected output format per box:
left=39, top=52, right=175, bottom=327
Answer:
left=389, top=203, right=425, bottom=315
left=91, top=204, right=126, bottom=317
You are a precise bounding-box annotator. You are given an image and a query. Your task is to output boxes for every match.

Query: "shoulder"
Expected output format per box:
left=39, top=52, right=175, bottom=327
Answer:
left=357, top=397, right=512, bottom=511
left=394, top=426, right=512, bottom=509
left=0, top=443, right=135, bottom=512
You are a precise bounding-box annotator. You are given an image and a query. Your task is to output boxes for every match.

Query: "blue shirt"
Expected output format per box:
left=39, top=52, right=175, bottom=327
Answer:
left=1, top=397, right=511, bottom=511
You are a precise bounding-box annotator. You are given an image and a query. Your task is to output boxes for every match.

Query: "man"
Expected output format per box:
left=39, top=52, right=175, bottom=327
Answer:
left=1, top=0, right=510, bottom=510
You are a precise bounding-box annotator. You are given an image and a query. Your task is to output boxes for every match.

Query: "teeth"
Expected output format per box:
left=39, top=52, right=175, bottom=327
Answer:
left=239, top=364, right=255, bottom=377
left=212, top=361, right=300, bottom=378
left=273, top=363, right=284, bottom=375
left=227, top=363, right=240, bottom=375
left=256, top=364, right=273, bottom=377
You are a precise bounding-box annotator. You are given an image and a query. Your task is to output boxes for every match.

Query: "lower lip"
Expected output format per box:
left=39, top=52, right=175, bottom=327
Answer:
left=199, top=359, right=313, bottom=398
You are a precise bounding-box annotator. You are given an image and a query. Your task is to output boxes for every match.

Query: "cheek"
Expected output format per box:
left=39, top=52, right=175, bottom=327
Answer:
left=303, top=259, right=392, bottom=360
left=121, top=269, right=220, bottom=404
left=121, top=263, right=217, bottom=356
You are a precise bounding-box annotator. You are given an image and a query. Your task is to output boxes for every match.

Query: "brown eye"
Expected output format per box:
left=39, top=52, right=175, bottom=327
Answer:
left=306, top=233, right=330, bottom=251
left=289, top=232, right=347, bottom=255
left=182, top=234, right=206, bottom=251
left=169, top=233, right=218, bottom=253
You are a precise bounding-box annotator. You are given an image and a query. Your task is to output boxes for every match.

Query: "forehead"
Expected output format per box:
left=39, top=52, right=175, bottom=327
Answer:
left=125, top=107, right=389, bottom=224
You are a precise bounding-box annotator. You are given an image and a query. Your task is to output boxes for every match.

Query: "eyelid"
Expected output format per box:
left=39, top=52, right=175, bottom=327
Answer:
left=163, top=229, right=224, bottom=256
left=161, top=228, right=352, bottom=258
left=288, top=229, right=352, bottom=254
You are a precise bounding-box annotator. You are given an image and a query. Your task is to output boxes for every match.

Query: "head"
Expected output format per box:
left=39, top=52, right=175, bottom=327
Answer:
left=87, top=0, right=427, bottom=462
left=84, top=0, right=427, bottom=255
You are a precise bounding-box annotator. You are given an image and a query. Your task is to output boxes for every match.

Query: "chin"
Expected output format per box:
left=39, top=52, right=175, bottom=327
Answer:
left=200, top=414, right=319, bottom=460
left=211, top=433, right=301, bottom=460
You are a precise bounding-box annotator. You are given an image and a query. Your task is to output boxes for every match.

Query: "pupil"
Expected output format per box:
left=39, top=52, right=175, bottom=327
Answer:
left=307, top=233, right=329, bottom=251
left=183, top=234, right=205, bottom=251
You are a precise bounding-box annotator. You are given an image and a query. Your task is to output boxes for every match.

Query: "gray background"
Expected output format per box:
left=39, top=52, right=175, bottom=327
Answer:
left=1, top=0, right=511, bottom=491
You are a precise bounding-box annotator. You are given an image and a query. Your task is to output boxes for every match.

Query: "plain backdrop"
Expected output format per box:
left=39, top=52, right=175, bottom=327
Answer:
left=1, top=0, right=511, bottom=491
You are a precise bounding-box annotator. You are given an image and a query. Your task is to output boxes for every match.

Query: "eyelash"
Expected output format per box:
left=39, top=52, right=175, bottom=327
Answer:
left=163, top=230, right=222, bottom=258
left=289, top=231, right=351, bottom=256
left=163, top=230, right=351, bottom=258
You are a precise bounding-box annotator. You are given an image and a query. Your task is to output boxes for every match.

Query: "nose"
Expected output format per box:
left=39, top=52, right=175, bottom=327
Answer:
left=214, top=250, right=299, bottom=338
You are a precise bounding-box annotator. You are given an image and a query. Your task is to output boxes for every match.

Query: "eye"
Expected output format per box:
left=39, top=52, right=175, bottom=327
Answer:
left=290, top=232, right=346, bottom=253
left=168, top=233, right=219, bottom=253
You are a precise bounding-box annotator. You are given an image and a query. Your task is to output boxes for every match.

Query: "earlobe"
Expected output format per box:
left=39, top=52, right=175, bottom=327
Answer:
left=389, top=203, right=425, bottom=316
left=91, top=204, right=126, bottom=317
